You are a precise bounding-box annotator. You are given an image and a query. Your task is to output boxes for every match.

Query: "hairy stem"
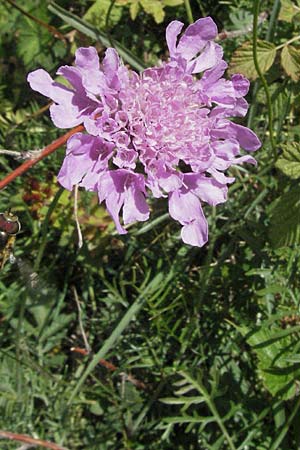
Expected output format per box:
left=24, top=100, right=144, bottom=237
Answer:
left=253, top=0, right=277, bottom=159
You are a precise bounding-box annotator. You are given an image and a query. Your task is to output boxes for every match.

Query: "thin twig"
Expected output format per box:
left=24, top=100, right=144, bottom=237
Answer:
left=17, top=445, right=35, bottom=450
left=0, top=431, right=68, bottom=450
left=71, top=347, right=147, bottom=390
left=72, top=287, right=91, bottom=353
left=0, top=125, right=84, bottom=191
left=0, top=149, right=43, bottom=160
left=73, top=185, right=83, bottom=249
left=252, top=1, right=276, bottom=159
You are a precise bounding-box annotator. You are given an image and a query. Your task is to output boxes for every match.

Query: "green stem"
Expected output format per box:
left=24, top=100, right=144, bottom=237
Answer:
left=253, top=0, right=277, bottom=160
left=34, top=187, right=64, bottom=272
left=67, top=273, right=164, bottom=405
left=182, top=371, right=237, bottom=450
left=184, top=0, right=194, bottom=24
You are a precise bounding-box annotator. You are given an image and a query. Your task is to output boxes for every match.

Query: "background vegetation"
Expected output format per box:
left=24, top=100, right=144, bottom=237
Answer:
left=1, top=0, right=300, bottom=448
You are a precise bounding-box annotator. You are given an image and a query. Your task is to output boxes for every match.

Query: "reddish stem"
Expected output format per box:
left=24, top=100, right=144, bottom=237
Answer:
left=0, top=430, right=68, bottom=450
left=0, top=125, right=84, bottom=191
left=71, top=347, right=147, bottom=390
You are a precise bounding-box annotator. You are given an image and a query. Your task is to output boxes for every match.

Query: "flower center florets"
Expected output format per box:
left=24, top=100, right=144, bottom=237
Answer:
left=115, top=67, right=211, bottom=170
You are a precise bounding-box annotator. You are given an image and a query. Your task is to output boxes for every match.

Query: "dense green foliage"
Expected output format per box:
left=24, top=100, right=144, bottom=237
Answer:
left=1, top=0, right=300, bottom=449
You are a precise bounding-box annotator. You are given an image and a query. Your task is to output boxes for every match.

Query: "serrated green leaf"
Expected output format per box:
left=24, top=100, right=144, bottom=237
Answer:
left=84, top=0, right=122, bottom=29
left=279, top=0, right=300, bottom=22
left=229, top=40, right=276, bottom=80
left=269, top=186, right=300, bottom=247
left=281, top=45, right=300, bottom=81
left=276, top=142, right=300, bottom=178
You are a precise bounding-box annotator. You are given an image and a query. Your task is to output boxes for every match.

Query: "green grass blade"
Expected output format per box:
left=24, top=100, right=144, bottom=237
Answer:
left=48, top=2, right=146, bottom=72
left=67, top=271, right=168, bottom=405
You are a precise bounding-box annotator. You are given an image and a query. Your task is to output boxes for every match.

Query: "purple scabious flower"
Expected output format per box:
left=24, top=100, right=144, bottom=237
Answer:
left=28, top=17, right=260, bottom=246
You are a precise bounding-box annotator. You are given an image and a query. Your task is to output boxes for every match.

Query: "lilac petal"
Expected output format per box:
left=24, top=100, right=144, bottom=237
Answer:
left=98, top=171, right=127, bottom=234
left=49, top=104, right=82, bottom=128
left=191, top=42, right=223, bottom=73
left=57, top=66, right=85, bottom=93
left=184, top=174, right=228, bottom=205
left=168, top=190, right=202, bottom=224
left=200, top=60, right=227, bottom=85
left=177, top=17, right=218, bottom=61
left=113, top=148, right=137, bottom=169
left=208, top=168, right=235, bottom=185
left=123, top=183, right=149, bottom=225
left=233, top=155, right=257, bottom=165
left=229, top=123, right=261, bottom=151
left=231, top=74, right=250, bottom=97
left=166, top=20, right=184, bottom=57
left=28, top=69, right=87, bottom=128
left=57, top=134, right=97, bottom=190
left=181, top=220, right=208, bottom=247
left=230, top=97, right=249, bottom=117
left=207, top=78, right=236, bottom=105
left=103, top=48, right=121, bottom=87
left=212, top=139, right=240, bottom=158
left=212, top=121, right=261, bottom=151
left=27, top=69, right=74, bottom=104
left=75, top=47, right=100, bottom=70
left=210, top=97, right=249, bottom=118
left=158, top=172, right=183, bottom=193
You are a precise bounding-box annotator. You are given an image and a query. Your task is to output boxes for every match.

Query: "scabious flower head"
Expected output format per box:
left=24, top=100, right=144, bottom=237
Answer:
left=28, top=17, right=260, bottom=246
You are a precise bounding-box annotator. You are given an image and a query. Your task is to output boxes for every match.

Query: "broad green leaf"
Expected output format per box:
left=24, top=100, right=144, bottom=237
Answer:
left=279, top=0, right=300, bottom=22
left=48, top=2, right=146, bottom=72
left=239, top=325, right=300, bottom=400
left=84, top=0, right=122, bottom=29
left=163, top=0, right=183, bottom=5
left=281, top=45, right=300, bottom=81
left=269, top=185, right=300, bottom=247
left=129, top=1, right=140, bottom=20
left=141, top=0, right=165, bottom=23
left=276, top=142, right=300, bottom=178
left=228, top=40, right=276, bottom=80
left=116, top=0, right=182, bottom=23
left=17, top=16, right=52, bottom=70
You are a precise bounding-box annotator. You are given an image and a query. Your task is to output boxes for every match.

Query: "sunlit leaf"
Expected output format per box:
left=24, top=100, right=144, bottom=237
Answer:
left=229, top=40, right=276, bottom=80
left=276, top=142, right=300, bottom=178
left=239, top=324, right=300, bottom=400
left=279, top=0, right=300, bottom=22
left=84, top=0, right=122, bottom=29
left=281, top=45, right=300, bottom=81
left=269, top=185, right=300, bottom=247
